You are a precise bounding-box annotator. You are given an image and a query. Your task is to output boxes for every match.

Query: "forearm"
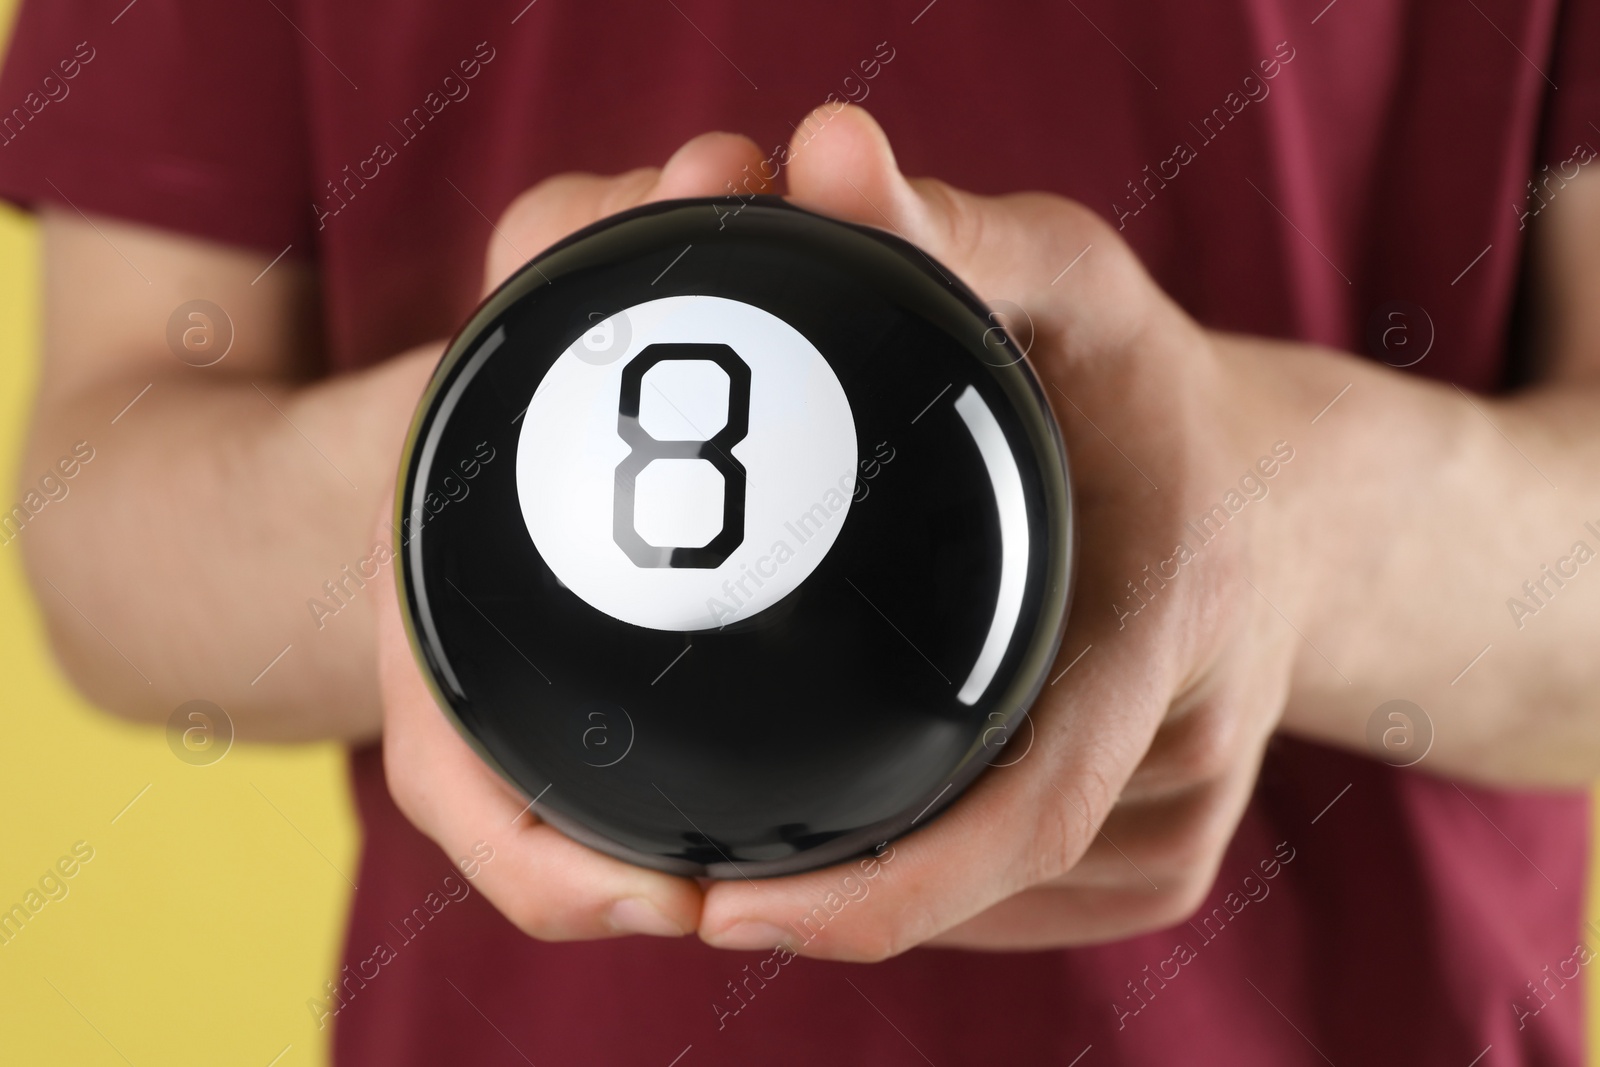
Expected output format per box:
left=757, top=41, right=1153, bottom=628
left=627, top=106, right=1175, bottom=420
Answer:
left=19, top=348, right=436, bottom=741
left=1216, top=334, right=1600, bottom=784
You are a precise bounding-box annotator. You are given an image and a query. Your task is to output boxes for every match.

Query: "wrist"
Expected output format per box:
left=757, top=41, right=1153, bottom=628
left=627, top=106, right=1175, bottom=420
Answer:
left=1203, top=332, right=1363, bottom=695
left=289, top=342, right=441, bottom=504
left=1208, top=332, right=1488, bottom=725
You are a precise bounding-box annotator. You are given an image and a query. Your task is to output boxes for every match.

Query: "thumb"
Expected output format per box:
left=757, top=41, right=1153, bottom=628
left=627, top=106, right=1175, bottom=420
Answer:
left=784, top=104, right=1157, bottom=358
left=483, top=130, right=771, bottom=295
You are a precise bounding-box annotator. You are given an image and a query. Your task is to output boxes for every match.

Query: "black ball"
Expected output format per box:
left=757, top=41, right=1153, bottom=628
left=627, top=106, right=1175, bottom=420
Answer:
left=397, top=196, right=1073, bottom=877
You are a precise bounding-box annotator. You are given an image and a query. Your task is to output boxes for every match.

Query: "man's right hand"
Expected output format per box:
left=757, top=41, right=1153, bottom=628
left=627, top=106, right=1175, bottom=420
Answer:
left=375, top=131, right=770, bottom=940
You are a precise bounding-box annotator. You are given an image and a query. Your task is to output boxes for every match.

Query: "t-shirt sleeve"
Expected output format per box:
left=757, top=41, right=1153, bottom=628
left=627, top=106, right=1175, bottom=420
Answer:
left=1539, top=0, right=1600, bottom=165
left=0, top=0, right=313, bottom=256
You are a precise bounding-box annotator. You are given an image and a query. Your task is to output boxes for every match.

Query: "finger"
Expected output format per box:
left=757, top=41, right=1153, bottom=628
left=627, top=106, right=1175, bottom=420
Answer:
left=783, top=103, right=1157, bottom=356
left=929, top=702, right=1276, bottom=951
left=1119, top=687, right=1241, bottom=802
left=1045, top=731, right=1262, bottom=891
left=925, top=883, right=1183, bottom=951
left=483, top=131, right=771, bottom=293
left=375, top=548, right=702, bottom=940
left=1043, top=605, right=1292, bottom=900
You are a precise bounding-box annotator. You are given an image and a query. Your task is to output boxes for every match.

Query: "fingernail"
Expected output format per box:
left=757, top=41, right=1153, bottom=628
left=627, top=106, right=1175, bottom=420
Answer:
left=607, top=897, right=685, bottom=938
left=710, top=921, right=791, bottom=951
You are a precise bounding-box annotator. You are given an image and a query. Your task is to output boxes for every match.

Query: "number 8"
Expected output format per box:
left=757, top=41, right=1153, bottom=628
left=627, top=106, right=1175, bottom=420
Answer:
left=613, top=343, right=750, bottom=569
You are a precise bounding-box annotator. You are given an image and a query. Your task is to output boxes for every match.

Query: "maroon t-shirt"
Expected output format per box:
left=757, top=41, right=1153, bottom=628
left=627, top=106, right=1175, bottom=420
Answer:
left=4, top=1, right=1598, bottom=1062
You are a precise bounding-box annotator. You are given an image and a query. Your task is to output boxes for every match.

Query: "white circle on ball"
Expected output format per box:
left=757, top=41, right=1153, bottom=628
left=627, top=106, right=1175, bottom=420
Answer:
left=517, top=295, right=858, bottom=631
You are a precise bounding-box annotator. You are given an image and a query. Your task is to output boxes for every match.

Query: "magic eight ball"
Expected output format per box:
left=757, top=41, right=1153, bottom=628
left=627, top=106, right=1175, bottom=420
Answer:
left=397, top=196, right=1073, bottom=878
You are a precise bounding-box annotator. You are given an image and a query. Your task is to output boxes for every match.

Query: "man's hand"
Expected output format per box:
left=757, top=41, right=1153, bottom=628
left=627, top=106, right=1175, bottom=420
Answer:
left=376, top=131, right=775, bottom=940
left=690, top=106, right=1314, bottom=956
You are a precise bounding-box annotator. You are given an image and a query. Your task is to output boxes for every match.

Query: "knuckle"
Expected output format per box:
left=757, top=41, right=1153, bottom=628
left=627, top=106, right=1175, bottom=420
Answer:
left=1068, top=195, right=1120, bottom=246
left=502, top=896, right=559, bottom=940
left=1049, top=194, right=1109, bottom=241
left=801, top=912, right=909, bottom=963
left=1149, top=873, right=1213, bottom=928
left=1165, top=706, right=1242, bottom=784
left=1021, top=192, right=1120, bottom=266
left=840, top=921, right=907, bottom=963
left=502, top=892, right=588, bottom=943
left=1037, top=194, right=1157, bottom=334
left=1162, top=815, right=1229, bottom=875
left=916, top=178, right=986, bottom=264
left=597, top=166, right=661, bottom=216
left=1127, top=696, right=1250, bottom=801
left=495, top=177, right=560, bottom=232
left=1058, top=196, right=1136, bottom=275
left=380, top=736, right=426, bottom=826
left=494, top=168, right=658, bottom=249
left=1027, top=774, right=1108, bottom=883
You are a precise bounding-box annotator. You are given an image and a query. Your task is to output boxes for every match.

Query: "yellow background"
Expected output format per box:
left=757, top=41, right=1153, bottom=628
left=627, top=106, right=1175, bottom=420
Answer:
left=0, top=2, right=1596, bottom=1064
